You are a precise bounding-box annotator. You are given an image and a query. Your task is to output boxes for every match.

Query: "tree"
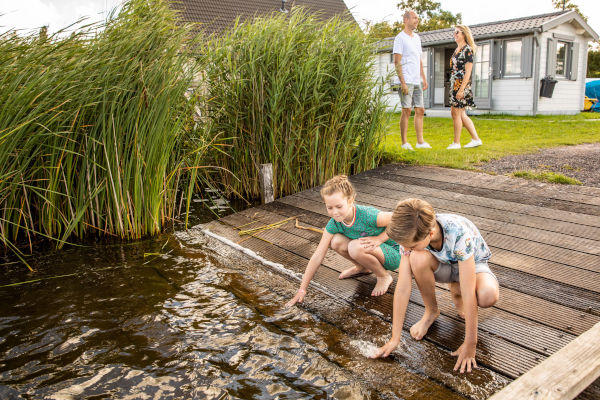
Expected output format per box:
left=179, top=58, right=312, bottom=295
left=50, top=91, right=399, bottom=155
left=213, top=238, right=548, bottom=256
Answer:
left=397, top=0, right=461, bottom=32
left=365, top=21, right=402, bottom=40
left=552, top=0, right=587, bottom=22
left=588, top=49, right=600, bottom=78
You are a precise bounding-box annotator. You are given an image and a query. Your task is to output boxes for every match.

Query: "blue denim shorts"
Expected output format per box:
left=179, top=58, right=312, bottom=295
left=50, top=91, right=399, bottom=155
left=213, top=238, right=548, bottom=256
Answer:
left=399, top=83, right=424, bottom=109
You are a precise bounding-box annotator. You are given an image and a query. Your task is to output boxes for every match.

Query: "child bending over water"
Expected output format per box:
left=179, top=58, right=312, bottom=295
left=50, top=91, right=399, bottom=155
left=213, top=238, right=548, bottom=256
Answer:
left=371, top=198, right=499, bottom=373
left=286, top=175, right=400, bottom=306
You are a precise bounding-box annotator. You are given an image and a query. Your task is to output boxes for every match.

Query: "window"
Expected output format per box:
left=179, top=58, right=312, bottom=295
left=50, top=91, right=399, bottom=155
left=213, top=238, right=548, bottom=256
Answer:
left=474, top=43, right=490, bottom=97
left=504, top=40, right=522, bottom=76
left=546, top=36, right=579, bottom=81
left=555, top=41, right=567, bottom=77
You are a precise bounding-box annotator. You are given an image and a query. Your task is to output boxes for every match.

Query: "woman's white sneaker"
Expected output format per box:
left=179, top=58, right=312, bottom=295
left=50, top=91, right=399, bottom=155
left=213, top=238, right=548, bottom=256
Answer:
left=464, top=139, right=483, bottom=148
left=401, top=142, right=414, bottom=150
left=446, top=142, right=461, bottom=150
left=415, top=141, right=432, bottom=149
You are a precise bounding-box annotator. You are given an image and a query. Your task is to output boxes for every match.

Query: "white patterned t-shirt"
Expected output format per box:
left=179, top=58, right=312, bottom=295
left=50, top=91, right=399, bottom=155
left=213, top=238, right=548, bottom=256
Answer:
left=427, top=213, right=491, bottom=263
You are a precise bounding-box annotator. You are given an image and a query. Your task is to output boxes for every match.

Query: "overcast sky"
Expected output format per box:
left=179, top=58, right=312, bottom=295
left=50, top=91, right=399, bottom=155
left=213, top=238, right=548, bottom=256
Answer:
left=1, top=0, right=598, bottom=38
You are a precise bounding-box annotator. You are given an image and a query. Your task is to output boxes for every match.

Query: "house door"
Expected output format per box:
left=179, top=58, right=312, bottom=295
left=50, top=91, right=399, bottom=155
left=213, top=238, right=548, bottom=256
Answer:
left=423, top=47, right=434, bottom=108
left=433, top=48, right=446, bottom=106
left=473, top=40, right=493, bottom=109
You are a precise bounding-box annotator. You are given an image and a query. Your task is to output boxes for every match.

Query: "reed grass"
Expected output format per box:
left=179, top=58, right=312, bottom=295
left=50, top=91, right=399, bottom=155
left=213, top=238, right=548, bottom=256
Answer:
left=0, top=0, right=211, bottom=260
left=198, top=9, right=389, bottom=198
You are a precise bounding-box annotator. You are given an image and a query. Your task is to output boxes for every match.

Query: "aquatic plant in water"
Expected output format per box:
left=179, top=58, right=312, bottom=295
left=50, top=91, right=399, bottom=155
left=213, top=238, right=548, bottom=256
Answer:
left=0, top=0, right=212, bottom=263
left=198, top=9, right=390, bottom=198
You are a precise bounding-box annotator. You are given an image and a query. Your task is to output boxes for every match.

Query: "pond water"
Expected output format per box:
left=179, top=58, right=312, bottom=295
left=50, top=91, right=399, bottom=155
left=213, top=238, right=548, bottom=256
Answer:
left=0, top=204, right=507, bottom=399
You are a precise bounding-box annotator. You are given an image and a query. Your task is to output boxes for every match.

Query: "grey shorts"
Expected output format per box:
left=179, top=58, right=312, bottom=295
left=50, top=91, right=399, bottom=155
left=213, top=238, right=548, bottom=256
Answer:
left=433, top=261, right=498, bottom=283
left=399, top=83, right=424, bottom=109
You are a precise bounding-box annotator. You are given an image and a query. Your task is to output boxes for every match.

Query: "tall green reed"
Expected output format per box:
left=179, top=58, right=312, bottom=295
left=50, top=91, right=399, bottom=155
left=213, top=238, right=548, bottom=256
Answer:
left=199, top=9, right=389, bottom=199
left=0, top=0, right=210, bottom=262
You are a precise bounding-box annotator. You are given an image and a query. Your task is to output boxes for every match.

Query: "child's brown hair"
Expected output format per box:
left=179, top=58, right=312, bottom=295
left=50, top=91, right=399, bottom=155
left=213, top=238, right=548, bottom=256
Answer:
left=387, top=198, right=436, bottom=245
left=320, top=175, right=356, bottom=201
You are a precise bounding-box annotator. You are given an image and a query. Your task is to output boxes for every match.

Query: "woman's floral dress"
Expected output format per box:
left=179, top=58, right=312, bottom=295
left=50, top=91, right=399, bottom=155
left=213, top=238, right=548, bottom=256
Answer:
left=450, top=44, right=476, bottom=108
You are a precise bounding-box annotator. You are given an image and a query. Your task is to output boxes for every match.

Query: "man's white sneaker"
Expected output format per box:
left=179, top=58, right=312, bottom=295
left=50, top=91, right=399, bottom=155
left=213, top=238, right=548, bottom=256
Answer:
left=415, top=142, right=432, bottom=149
left=446, top=142, right=461, bottom=150
left=401, top=142, right=414, bottom=150
left=464, top=139, right=483, bottom=148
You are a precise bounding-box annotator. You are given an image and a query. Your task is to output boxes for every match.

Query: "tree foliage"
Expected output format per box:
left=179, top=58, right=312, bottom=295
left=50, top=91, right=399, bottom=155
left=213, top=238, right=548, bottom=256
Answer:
left=552, top=0, right=587, bottom=21
left=397, top=0, right=461, bottom=32
left=365, top=21, right=402, bottom=40
left=366, top=0, right=462, bottom=40
left=588, top=49, right=600, bottom=78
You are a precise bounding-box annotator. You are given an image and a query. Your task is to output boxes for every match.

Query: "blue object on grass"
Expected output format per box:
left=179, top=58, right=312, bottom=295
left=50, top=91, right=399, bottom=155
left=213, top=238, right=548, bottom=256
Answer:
left=585, top=80, right=600, bottom=112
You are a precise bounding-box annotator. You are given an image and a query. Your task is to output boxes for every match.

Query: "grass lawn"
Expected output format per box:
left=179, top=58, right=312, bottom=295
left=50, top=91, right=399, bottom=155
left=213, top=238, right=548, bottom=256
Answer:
left=381, top=112, right=600, bottom=170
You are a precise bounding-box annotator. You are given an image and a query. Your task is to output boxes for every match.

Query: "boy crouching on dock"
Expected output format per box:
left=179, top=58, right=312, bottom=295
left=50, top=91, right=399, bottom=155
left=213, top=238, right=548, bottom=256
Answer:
left=371, top=198, right=499, bottom=373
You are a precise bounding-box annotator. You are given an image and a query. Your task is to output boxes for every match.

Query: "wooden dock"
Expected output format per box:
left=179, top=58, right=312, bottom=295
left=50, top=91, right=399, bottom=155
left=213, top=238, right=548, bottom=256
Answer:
left=203, top=164, right=600, bottom=399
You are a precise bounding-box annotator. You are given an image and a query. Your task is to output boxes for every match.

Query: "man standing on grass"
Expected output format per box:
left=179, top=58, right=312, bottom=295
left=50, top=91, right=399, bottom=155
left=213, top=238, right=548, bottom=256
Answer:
left=394, top=10, right=430, bottom=150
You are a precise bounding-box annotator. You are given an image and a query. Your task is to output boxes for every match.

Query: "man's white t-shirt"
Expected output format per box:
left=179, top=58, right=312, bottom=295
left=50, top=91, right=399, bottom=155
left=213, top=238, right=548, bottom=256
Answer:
left=393, top=31, right=423, bottom=85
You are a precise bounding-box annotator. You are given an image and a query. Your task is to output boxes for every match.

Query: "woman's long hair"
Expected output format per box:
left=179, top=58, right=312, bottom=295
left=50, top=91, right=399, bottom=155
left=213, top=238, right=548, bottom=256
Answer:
left=456, top=24, right=477, bottom=54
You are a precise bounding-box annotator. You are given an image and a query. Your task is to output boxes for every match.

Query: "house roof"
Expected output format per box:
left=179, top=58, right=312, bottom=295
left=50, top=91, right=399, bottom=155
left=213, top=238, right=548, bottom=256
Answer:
left=376, top=10, right=599, bottom=51
left=170, top=0, right=357, bottom=36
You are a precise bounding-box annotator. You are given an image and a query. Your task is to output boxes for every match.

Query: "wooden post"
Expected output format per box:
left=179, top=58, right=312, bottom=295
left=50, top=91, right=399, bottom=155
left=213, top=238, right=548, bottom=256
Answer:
left=489, top=322, right=600, bottom=400
left=259, top=163, right=274, bottom=204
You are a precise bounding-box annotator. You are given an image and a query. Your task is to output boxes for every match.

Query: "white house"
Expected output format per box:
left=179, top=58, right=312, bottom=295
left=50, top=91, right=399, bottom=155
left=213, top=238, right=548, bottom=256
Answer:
left=375, top=11, right=599, bottom=116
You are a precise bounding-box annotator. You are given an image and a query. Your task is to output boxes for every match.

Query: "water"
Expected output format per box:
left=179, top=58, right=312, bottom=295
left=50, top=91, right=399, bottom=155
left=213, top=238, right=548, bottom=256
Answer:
left=0, top=206, right=508, bottom=399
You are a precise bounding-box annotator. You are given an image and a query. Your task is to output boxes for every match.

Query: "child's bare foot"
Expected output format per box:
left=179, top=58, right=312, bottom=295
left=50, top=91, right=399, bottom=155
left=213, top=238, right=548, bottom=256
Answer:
left=339, top=266, right=370, bottom=279
left=371, top=273, right=393, bottom=296
left=410, top=309, right=440, bottom=340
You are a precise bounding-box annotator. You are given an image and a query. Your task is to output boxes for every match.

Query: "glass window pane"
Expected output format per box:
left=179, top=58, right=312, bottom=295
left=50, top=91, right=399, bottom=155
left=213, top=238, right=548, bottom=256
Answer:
left=482, top=44, right=490, bottom=61
left=556, top=42, right=566, bottom=77
left=504, top=40, right=522, bottom=75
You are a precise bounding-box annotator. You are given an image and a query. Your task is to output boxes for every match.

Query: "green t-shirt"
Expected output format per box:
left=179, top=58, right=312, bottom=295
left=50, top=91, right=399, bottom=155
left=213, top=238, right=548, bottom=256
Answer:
left=325, top=204, right=398, bottom=248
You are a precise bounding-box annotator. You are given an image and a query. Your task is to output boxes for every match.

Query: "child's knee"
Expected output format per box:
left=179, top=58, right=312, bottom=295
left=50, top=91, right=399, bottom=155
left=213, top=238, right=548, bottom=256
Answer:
left=346, top=239, right=364, bottom=258
left=408, top=251, right=431, bottom=273
left=330, top=234, right=346, bottom=252
left=477, top=286, right=499, bottom=308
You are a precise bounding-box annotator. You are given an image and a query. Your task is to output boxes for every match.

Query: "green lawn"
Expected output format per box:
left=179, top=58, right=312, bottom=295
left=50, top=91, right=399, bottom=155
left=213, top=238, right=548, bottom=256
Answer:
left=382, top=112, right=600, bottom=170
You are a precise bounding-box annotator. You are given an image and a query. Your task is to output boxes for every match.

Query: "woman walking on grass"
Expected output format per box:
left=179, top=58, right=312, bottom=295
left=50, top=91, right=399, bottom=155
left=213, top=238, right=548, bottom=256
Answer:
left=447, top=25, right=482, bottom=150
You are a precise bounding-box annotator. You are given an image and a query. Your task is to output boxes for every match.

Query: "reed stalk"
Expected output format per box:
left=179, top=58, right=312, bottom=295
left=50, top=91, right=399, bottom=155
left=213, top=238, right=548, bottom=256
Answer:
left=198, top=9, right=389, bottom=199
left=0, top=0, right=213, bottom=260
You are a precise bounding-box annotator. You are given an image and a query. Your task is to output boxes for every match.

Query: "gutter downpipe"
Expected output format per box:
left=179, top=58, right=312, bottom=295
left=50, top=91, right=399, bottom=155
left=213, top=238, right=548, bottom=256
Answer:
left=532, top=28, right=542, bottom=116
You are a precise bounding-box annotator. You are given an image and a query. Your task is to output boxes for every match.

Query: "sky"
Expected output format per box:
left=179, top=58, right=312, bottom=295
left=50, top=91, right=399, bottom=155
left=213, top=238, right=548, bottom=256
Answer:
left=343, top=0, right=600, bottom=37
left=0, top=0, right=599, bottom=39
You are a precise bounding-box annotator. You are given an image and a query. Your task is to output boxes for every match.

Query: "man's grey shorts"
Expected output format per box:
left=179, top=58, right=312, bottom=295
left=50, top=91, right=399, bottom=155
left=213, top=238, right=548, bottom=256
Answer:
left=399, top=83, right=424, bottom=109
left=433, top=261, right=498, bottom=283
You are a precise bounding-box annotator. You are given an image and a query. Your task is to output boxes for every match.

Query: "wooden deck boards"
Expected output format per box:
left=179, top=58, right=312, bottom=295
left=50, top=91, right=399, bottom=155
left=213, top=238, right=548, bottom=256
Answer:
left=203, top=165, right=600, bottom=399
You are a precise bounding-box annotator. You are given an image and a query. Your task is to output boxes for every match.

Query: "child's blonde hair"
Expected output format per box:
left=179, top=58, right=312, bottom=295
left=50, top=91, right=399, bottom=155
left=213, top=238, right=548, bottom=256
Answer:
left=320, top=175, right=356, bottom=201
left=387, top=198, right=436, bottom=245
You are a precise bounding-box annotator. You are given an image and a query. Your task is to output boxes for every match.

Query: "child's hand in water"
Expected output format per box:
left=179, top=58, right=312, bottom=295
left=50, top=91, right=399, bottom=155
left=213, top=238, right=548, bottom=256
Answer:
left=451, top=341, right=477, bottom=373
left=358, top=236, right=381, bottom=250
left=369, top=338, right=400, bottom=359
left=285, top=288, right=307, bottom=308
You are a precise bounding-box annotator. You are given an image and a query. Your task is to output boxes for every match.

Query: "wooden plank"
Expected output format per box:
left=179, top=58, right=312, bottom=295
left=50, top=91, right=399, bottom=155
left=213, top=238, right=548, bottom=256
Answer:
left=369, top=166, right=600, bottom=217
left=377, top=164, right=600, bottom=208
left=361, top=169, right=600, bottom=229
left=344, top=177, right=600, bottom=253
left=350, top=174, right=600, bottom=236
left=260, top=200, right=600, bottom=334
left=205, top=217, right=545, bottom=378
left=490, top=322, right=600, bottom=400
left=281, top=193, right=600, bottom=289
